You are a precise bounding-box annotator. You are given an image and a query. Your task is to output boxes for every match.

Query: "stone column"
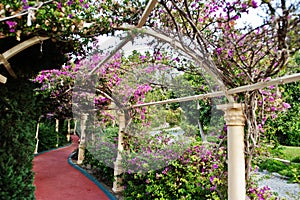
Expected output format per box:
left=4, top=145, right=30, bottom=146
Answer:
left=217, top=103, right=246, bottom=200
left=112, top=112, right=126, bottom=193
left=77, top=113, right=88, bottom=165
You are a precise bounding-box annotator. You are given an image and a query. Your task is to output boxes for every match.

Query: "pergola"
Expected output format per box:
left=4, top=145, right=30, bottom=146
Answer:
left=78, top=1, right=300, bottom=199
left=1, top=1, right=300, bottom=199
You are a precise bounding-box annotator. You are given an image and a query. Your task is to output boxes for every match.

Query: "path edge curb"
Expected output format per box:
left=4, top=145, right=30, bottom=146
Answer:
left=68, top=151, right=118, bottom=200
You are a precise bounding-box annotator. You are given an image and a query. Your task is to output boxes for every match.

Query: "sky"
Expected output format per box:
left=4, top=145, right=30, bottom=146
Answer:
left=236, top=6, right=265, bottom=28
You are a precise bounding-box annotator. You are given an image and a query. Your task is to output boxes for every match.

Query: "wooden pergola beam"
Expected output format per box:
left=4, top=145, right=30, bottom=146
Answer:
left=137, top=0, right=158, bottom=28
left=132, top=73, right=300, bottom=108
left=90, top=0, right=157, bottom=75
left=2, top=36, right=49, bottom=60
left=0, top=36, right=49, bottom=79
left=0, top=74, right=7, bottom=84
left=0, top=54, right=17, bottom=79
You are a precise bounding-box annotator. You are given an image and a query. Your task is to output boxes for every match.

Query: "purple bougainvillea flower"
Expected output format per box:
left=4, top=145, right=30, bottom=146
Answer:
left=227, top=49, right=233, bottom=57
left=209, top=176, right=215, bottom=183
left=6, top=21, right=17, bottom=29
left=212, top=164, right=218, bottom=169
left=268, top=85, right=275, bottom=89
left=282, top=102, right=291, bottom=109
left=216, top=47, right=222, bottom=55
left=22, top=0, right=30, bottom=9
left=67, top=0, right=73, bottom=6
left=252, top=0, right=258, bottom=8
left=57, top=2, right=62, bottom=9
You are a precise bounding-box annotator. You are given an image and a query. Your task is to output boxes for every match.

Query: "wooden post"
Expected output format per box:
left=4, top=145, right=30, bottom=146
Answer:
left=34, top=117, right=42, bottom=154
left=67, top=118, right=71, bottom=142
left=217, top=103, right=246, bottom=200
left=77, top=113, right=88, bottom=164
left=73, top=118, right=77, bottom=135
left=112, top=112, right=126, bottom=193
left=55, top=119, right=59, bottom=147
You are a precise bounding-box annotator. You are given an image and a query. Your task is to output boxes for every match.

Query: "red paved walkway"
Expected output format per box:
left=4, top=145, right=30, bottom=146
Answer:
left=33, top=135, right=110, bottom=200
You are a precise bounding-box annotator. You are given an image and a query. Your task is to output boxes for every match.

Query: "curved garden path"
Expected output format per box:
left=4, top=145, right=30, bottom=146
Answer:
left=33, top=135, right=114, bottom=200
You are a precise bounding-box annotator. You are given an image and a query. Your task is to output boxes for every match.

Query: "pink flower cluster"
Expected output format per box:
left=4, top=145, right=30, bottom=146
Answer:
left=6, top=21, right=17, bottom=33
left=257, top=84, right=291, bottom=133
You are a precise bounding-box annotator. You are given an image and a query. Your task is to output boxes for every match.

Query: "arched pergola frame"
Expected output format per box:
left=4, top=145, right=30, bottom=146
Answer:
left=0, top=36, right=49, bottom=83
left=83, top=0, right=300, bottom=198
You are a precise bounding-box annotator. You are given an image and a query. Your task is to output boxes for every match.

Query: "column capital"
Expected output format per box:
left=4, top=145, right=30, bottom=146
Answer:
left=80, top=113, right=89, bottom=120
left=217, top=103, right=245, bottom=126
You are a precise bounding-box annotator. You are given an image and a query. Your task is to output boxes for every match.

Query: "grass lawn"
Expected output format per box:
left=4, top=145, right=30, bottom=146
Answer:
left=280, top=146, right=300, bottom=161
left=259, top=145, right=300, bottom=183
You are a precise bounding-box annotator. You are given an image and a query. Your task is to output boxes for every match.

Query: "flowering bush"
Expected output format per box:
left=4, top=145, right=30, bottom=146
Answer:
left=257, top=81, right=291, bottom=134
left=263, top=62, right=300, bottom=146
left=86, top=126, right=119, bottom=168
left=121, top=131, right=191, bottom=174
left=32, top=64, right=77, bottom=118
left=122, top=137, right=279, bottom=200
left=247, top=184, right=278, bottom=200
left=123, top=141, right=228, bottom=200
left=0, top=0, right=144, bottom=48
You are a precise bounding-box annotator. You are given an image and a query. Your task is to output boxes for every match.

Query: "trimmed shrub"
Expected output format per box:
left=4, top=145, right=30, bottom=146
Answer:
left=0, top=80, right=41, bottom=199
left=291, top=156, right=300, bottom=163
left=258, top=158, right=300, bottom=183
left=259, top=159, right=287, bottom=173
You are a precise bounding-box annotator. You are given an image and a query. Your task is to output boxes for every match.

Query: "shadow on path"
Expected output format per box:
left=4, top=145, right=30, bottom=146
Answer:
left=33, top=135, right=110, bottom=200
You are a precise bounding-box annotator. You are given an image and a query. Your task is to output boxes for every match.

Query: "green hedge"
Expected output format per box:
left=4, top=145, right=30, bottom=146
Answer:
left=0, top=80, right=41, bottom=199
left=258, top=158, right=300, bottom=183
left=37, top=119, right=69, bottom=153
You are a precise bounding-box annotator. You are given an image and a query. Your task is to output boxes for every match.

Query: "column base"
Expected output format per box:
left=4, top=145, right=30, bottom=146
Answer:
left=112, top=160, right=124, bottom=192
left=77, top=144, right=85, bottom=164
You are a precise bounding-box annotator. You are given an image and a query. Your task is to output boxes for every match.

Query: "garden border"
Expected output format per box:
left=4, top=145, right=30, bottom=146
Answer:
left=68, top=151, right=118, bottom=200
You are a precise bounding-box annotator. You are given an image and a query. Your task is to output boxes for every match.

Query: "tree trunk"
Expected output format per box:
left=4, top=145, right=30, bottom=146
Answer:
left=198, top=119, right=207, bottom=142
